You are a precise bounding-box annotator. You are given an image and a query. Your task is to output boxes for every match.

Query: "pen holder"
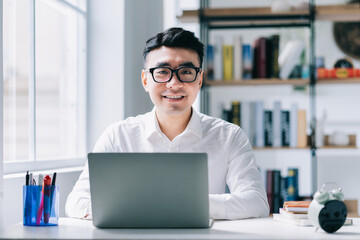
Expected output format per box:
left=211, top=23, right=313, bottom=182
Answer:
left=23, top=185, right=59, bottom=226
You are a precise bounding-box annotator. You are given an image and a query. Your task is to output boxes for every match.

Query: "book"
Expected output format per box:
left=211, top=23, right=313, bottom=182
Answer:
left=254, top=101, right=264, bottom=148
left=253, top=37, right=267, bottom=78
left=289, top=103, right=298, bottom=148
left=281, top=110, right=290, bottom=147
left=223, top=45, right=233, bottom=81
left=283, top=201, right=310, bottom=213
left=272, top=170, right=282, bottom=213
left=297, top=110, right=307, bottom=148
left=264, top=110, right=273, bottom=146
left=283, top=201, right=311, bottom=209
left=286, top=169, right=299, bottom=201
left=242, top=44, right=252, bottom=79
left=278, top=40, right=305, bottom=80
left=269, top=34, right=280, bottom=78
left=233, top=36, right=243, bottom=81
left=240, top=101, right=252, bottom=143
left=231, top=101, right=240, bottom=126
left=214, top=35, right=223, bottom=81
left=266, top=170, right=274, bottom=213
left=206, top=45, right=215, bottom=80
left=279, top=208, right=307, bottom=219
left=272, top=101, right=282, bottom=147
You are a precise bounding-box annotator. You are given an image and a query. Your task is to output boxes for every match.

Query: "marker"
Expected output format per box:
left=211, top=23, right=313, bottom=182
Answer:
left=43, top=175, right=52, bottom=224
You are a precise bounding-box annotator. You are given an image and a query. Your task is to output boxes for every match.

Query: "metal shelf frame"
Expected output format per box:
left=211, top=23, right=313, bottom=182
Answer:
left=199, top=0, right=318, bottom=194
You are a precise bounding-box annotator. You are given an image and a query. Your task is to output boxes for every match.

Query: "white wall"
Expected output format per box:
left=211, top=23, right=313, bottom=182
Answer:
left=124, top=0, right=163, bottom=118
left=87, top=0, right=125, bottom=152
left=0, top=0, right=4, bottom=229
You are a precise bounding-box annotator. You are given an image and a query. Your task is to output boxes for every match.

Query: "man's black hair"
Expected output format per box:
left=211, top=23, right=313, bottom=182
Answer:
left=143, top=27, right=204, bottom=67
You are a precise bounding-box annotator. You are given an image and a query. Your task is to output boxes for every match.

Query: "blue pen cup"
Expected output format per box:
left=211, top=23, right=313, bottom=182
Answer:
left=23, top=185, right=59, bottom=226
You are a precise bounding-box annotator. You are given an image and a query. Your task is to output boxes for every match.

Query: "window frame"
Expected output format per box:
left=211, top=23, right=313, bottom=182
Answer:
left=3, top=0, right=87, bottom=175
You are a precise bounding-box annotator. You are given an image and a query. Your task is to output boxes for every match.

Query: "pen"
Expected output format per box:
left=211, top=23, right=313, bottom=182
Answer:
left=29, top=173, right=33, bottom=185
left=25, top=171, right=29, bottom=185
left=36, top=175, right=48, bottom=225
left=49, top=172, right=57, bottom=220
left=43, top=175, right=52, bottom=224
left=51, top=172, right=57, bottom=186
left=24, top=171, right=30, bottom=224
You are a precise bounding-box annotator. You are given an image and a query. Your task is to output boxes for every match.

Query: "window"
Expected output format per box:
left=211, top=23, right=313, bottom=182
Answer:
left=3, top=0, right=87, bottom=173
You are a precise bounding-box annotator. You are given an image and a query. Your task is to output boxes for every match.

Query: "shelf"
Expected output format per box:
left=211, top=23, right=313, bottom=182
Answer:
left=316, top=4, right=360, bottom=22
left=317, top=78, right=360, bottom=84
left=178, top=4, right=360, bottom=27
left=204, top=79, right=309, bottom=86
left=204, top=78, right=360, bottom=86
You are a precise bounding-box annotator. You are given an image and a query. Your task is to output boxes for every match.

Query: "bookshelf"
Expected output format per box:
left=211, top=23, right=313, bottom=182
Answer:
left=178, top=1, right=360, bottom=194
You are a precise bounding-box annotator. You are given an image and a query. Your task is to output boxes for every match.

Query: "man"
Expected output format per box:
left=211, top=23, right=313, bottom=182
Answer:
left=65, top=27, right=269, bottom=220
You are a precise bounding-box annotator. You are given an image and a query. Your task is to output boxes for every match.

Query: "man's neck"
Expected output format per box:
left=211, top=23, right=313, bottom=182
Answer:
left=156, top=108, right=192, bottom=141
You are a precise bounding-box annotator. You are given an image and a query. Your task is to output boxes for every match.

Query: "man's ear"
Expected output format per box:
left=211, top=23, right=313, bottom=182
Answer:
left=198, top=70, right=204, bottom=89
left=141, top=70, right=149, bottom=92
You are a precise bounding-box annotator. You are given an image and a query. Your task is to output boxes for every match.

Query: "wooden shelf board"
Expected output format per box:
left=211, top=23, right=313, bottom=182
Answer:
left=317, top=78, right=360, bottom=84
left=316, top=4, right=360, bottom=22
left=177, top=4, right=360, bottom=23
left=253, top=146, right=357, bottom=150
left=204, top=79, right=309, bottom=86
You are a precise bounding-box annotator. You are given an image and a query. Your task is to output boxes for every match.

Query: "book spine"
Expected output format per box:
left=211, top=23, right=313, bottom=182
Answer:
left=286, top=168, right=299, bottom=201
left=271, top=35, right=280, bottom=78
left=281, top=110, right=290, bottom=147
left=272, top=101, right=282, bottom=147
left=231, top=101, right=240, bottom=126
left=223, top=45, right=233, bottom=81
left=259, top=37, right=267, bottom=78
left=264, top=110, right=273, bottom=146
left=266, top=37, right=273, bottom=78
left=240, top=101, right=251, bottom=142
left=266, top=170, right=274, bottom=214
left=290, top=103, right=298, bottom=148
left=254, top=101, right=264, bottom=148
left=297, top=110, right=307, bottom=148
left=214, top=36, right=223, bottom=81
left=206, top=45, right=215, bottom=80
left=272, top=170, right=281, bottom=213
left=233, top=36, right=243, bottom=81
left=242, top=45, right=252, bottom=79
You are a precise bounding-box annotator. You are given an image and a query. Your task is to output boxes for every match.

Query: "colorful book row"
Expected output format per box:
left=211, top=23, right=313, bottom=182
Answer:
left=222, top=101, right=307, bottom=148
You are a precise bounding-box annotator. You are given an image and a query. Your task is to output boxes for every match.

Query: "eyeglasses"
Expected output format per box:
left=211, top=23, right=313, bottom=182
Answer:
left=146, top=66, right=202, bottom=83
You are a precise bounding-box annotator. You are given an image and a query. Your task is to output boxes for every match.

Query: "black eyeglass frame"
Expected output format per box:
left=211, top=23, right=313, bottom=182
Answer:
left=146, top=66, right=202, bottom=83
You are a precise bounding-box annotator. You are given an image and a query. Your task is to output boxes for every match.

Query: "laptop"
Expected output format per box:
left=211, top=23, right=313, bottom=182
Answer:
left=88, top=152, right=210, bottom=228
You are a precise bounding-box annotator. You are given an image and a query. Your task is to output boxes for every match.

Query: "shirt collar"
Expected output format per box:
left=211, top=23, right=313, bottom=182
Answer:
left=185, top=108, right=202, bottom=139
left=144, top=107, right=203, bottom=140
left=144, top=107, right=162, bottom=139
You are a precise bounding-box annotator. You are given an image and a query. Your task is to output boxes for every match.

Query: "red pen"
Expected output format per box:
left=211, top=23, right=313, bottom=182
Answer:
left=36, top=175, right=51, bottom=225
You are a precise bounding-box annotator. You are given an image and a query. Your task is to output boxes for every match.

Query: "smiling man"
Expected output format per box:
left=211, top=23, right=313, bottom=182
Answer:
left=65, top=27, right=269, bottom=220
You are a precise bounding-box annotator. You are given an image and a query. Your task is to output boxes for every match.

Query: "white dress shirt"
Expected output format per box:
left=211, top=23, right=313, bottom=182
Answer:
left=65, top=108, right=269, bottom=220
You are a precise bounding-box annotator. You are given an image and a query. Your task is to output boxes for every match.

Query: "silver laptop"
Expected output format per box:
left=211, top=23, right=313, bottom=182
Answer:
left=88, top=152, right=210, bottom=228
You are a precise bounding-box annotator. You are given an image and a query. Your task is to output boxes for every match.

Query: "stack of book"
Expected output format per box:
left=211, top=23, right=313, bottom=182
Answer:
left=273, top=201, right=311, bottom=226
left=273, top=201, right=353, bottom=226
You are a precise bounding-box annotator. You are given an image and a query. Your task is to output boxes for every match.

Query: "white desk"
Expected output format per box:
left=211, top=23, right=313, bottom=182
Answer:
left=1, top=217, right=360, bottom=240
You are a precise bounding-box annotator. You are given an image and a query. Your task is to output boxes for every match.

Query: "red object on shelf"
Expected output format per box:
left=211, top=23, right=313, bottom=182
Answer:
left=317, top=68, right=360, bottom=79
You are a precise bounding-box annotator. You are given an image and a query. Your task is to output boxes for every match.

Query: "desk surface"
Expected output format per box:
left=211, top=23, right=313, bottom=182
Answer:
left=1, top=217, right=360, bottom=240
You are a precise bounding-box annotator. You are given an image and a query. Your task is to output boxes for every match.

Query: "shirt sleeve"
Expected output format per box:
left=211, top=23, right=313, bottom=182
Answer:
left=209, top=128, right=270, bottom=220
left=65, top=127, right=116, bottom=219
